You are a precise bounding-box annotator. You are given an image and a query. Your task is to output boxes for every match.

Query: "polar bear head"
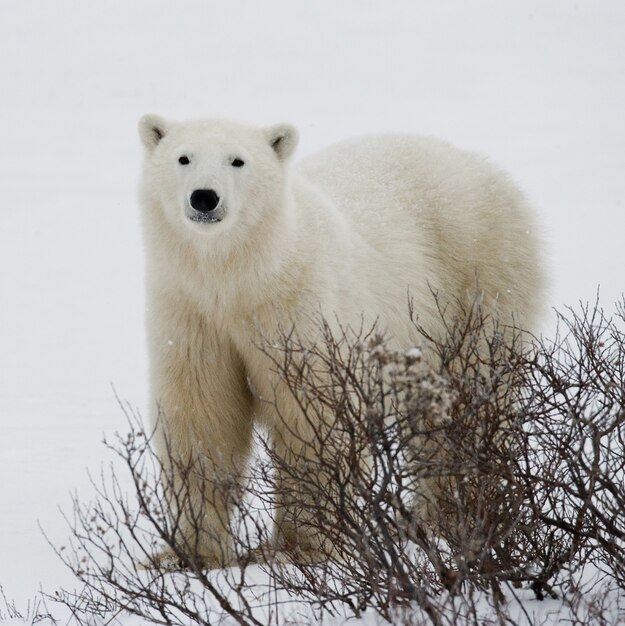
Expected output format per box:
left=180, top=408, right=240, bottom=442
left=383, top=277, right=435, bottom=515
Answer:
left=138, top=115, right=298, bottom=239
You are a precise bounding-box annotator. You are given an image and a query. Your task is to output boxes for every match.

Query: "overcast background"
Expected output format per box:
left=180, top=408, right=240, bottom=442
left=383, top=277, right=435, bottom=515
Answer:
left=0, top=0, right=623, bottom=616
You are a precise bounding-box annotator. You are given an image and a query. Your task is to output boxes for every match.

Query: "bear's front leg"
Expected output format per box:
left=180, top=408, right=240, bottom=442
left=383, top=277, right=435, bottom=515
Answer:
left=146, top=299, right=254, bottom=569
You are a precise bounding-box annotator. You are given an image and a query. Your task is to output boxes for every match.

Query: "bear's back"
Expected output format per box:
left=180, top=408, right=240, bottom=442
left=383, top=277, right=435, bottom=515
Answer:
left=296, top=134, right=546, bottom=334
left=297, top=134, right=519, bottom=233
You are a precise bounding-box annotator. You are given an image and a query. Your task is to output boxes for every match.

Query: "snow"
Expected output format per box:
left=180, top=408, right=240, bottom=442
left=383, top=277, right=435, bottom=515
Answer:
left=1, top=0, right=624, bottom=622
left=405, top=347, right=423, bottom=359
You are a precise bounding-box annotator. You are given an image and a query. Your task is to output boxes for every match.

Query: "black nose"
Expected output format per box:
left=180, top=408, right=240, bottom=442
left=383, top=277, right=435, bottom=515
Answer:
left=190, top=189, right=220, bottom=213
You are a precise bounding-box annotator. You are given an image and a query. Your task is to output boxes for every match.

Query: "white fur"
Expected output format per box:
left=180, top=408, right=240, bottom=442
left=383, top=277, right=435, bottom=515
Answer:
left=138, top=115, right=546, bottom=565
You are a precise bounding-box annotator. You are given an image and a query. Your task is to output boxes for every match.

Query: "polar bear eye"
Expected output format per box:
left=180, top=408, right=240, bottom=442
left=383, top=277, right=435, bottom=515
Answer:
left=231, top=158, right=245, bottom=168
left=178, top=155, right=190, bottom=165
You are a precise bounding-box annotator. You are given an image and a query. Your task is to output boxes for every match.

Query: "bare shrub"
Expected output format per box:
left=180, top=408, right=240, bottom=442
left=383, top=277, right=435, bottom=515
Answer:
left=259, top=297, right=625, bottom=621
left=46, top=297, right=625, bottom=625
left=252, top=303, right=532, bottom=620
left=46, top=403, right=284, bottom=626
left=516, top=299, right=625, bottom=600
left=0, top=586, right=54, bottom=625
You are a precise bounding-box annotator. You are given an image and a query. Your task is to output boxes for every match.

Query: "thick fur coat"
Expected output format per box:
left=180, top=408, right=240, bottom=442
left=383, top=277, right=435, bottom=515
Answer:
left=138, top=115, right=545, bottom=566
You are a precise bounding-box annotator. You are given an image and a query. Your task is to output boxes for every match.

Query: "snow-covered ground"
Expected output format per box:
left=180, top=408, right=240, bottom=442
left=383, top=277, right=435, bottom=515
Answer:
left=1, top=1, right=624, bottom=622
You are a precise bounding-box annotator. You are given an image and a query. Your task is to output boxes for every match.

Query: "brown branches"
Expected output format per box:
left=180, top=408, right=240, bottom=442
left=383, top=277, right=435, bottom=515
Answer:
left=47, top=297, right=625, bottom=625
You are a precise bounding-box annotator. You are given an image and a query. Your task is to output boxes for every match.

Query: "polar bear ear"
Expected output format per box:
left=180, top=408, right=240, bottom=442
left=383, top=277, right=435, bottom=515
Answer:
left=264, top=123, right=299, bottom=162
left=138, top=114, right=170, bottom=152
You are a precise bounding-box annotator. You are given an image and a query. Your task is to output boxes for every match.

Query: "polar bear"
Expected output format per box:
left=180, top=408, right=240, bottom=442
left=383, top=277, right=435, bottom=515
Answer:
left=138, top=115, right=545, bottom=568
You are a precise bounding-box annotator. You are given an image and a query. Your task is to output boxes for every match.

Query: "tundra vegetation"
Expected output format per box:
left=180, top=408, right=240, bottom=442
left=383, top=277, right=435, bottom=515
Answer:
left=45, top=296, right=625, bottom=626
